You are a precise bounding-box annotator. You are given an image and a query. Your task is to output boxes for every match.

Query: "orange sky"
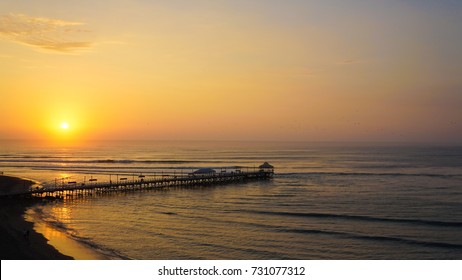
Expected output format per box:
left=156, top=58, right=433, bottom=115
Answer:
left=1, top=1, right=461, bottom=143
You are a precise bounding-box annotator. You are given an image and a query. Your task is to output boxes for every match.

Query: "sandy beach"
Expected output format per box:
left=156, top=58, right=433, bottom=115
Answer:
left=0, top=175, right=106, bottom=260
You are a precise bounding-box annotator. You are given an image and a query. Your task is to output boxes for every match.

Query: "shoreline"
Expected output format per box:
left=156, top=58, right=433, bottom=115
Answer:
left=0, top=175, right=108, bottom=260
left=25, top=203, right=112, bottom=260
left=0, top=197, right=73, bottom=260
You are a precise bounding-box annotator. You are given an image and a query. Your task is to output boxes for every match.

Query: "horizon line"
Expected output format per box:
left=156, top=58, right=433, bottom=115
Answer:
left=0, top=138, right=461, bottom=146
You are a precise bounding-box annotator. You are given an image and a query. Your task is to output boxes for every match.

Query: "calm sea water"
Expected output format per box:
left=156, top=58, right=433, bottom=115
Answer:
left=1, top=140, right=461, bottom=259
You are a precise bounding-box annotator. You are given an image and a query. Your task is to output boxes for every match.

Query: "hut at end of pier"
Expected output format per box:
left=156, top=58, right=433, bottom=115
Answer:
left=259, top=162, right=274, bottom=173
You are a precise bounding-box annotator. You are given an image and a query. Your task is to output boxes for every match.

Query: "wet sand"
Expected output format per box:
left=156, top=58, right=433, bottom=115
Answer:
left=0, top=197, right=72, bottom=260
left=0, top=175, right=107, bottom=260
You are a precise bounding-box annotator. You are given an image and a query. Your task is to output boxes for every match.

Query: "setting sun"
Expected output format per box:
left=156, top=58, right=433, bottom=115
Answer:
left=60, top=122, right=69, bottom=130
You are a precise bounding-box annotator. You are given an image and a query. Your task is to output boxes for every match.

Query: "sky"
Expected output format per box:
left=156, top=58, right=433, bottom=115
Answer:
left=0, top=0, right=461, bottom=144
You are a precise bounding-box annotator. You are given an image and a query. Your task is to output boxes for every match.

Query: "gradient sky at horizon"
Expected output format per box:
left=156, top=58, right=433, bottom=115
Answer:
left=1, top=0, right=461, bottom=143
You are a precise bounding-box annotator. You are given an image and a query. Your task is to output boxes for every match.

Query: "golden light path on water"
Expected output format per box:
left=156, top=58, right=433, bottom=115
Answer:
left=25, top=206, right=108, bottom=260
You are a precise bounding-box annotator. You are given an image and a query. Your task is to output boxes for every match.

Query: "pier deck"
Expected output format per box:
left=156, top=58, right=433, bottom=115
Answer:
left=3, top=168, right=274, bottom=199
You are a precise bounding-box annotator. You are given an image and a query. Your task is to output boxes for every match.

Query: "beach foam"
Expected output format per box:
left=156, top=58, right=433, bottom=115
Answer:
left=24, top=206, right=112, bottom=260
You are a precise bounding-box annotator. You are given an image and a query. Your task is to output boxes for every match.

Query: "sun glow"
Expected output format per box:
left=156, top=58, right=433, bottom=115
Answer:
left=60, top=122, right=69, bottom=130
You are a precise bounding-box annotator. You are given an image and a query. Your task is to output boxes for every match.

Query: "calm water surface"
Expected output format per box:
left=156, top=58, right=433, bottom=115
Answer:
left=1, top=141, right=461, bottom=259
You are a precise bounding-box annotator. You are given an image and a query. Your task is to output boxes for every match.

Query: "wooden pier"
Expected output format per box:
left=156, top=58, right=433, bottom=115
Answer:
left=3, top=165, right=274, bottom=199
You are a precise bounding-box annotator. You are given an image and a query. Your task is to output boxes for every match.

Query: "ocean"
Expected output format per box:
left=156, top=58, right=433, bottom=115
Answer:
left=1, top=140, right=461, bottom=259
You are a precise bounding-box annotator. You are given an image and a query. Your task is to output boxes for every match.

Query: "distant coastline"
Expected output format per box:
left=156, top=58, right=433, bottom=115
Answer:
left=0, top=175, right=106, bottom=260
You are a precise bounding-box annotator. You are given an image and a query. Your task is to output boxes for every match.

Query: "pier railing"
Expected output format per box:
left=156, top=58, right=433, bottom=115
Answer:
left=3, top=167, right=274, bottom=198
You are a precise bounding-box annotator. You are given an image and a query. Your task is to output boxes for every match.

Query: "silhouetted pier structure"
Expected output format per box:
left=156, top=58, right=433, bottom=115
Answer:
left=4, top=164, right=274, bottom=199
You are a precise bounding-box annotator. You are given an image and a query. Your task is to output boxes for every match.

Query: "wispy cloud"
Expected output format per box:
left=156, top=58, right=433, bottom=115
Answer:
left=0, top=13, right=92, bottom=53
